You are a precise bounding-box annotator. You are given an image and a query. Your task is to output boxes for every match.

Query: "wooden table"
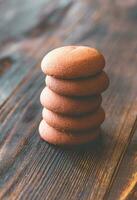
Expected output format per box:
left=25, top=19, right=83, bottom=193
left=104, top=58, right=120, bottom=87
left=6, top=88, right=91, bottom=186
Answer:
left=0, top=0, right=137, bottom=199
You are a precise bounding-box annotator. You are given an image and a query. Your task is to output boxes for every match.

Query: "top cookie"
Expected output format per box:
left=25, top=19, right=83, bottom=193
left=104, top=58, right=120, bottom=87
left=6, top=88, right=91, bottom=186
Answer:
left=41, top=46, right=105, bottom=79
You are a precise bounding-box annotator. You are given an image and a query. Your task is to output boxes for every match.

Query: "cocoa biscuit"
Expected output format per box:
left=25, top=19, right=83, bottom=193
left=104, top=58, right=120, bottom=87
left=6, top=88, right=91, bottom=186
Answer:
left=39, top=120, right=100, bottom=145
left=42, top=107, right=105, bottom=131
left=41, top=46, right=105, bottom=79
left=40, top=87, right=102, bottom=116
left=46, top=71, right=109, bottom=96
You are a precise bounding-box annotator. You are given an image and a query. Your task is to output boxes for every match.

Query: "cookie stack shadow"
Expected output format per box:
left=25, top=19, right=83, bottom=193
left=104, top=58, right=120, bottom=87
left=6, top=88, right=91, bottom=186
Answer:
left=39, top=46, right=109, bottom=146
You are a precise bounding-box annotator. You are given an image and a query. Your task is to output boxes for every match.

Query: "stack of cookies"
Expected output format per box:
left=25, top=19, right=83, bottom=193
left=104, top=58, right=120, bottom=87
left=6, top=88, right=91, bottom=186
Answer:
left=39, top=46, right=109, bottom=146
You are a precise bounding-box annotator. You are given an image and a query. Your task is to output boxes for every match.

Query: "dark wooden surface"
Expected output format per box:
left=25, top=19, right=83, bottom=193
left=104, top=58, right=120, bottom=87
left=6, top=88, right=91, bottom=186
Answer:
left=0, top=0, right=137, bottom=199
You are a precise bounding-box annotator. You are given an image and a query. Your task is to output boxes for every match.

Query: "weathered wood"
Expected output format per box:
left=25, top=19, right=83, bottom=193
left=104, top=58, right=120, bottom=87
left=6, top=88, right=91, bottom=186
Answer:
left=106, top=122, right=137, bottom=200
left=0, top=0, right=137, bottom=200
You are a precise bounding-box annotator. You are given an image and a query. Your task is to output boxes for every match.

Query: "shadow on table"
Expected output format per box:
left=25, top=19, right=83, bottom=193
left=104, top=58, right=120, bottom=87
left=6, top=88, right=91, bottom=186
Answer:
left=48, top=128, right=106, bottom=155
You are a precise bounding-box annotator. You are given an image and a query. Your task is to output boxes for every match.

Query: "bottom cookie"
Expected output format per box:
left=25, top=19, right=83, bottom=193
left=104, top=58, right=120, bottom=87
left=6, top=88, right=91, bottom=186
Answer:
left=39, top=120, right=100, bottom=146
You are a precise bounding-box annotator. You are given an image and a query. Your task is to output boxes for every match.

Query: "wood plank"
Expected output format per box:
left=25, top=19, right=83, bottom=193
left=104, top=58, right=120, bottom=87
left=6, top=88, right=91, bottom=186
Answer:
left=106, top=121, right=137, bottom=200
left=0, top=0, right=72, bottom=105
left=0, top=0, right=137, bottom=200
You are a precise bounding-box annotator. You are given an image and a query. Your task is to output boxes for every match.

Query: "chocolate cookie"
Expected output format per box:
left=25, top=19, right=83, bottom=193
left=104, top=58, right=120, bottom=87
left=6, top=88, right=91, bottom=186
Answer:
left=40, top=87, right=102, bottom=116
left=42, top=107, right=105, bottom=131
left=41, top=46, right=105, bottom=79
left=46, top=71, right=109, bottom=96
left=39, top=120, right=100, bottom=145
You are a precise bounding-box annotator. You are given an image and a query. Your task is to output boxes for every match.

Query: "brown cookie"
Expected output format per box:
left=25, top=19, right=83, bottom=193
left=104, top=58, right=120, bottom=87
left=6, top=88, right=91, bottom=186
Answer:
left=42, top=107, right=105, bottom=131
left=46, top=71, right=109, bottom=96
left=41, top=46, right=105, bottom=79
left=39, top=120, right=100, bottom=145
left=40, top=87, right=102, bottom=116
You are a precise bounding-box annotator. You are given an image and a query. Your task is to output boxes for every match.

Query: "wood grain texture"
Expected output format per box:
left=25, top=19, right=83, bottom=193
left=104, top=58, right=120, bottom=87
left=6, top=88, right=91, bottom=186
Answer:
left=0, top=0, right=137, bottom=200
left=107, top=122, right=137, bottom=200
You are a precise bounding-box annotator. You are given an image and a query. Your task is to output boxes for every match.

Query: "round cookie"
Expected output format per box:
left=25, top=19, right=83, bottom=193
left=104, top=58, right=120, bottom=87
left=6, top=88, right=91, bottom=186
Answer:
left=41, top=46, right=105, bottom=79
left=39, top=120, right=100, bottom=145
left=40, top=87, right=102, bottom=116
left=46, top=71, right=109, bottom=96
left=42, top=107, right=105, bottom=131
